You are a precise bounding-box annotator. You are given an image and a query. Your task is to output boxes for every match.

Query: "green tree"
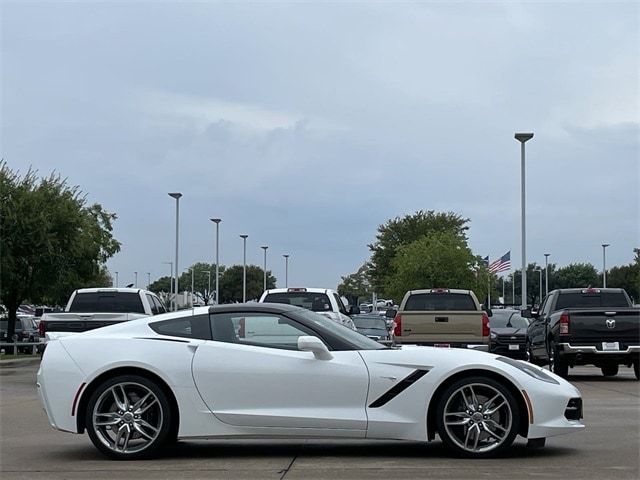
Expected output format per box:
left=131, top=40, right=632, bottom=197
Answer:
left=337, top=264, right=372, bottom=305
left=368, top=210, right=469, bottom=296
left=0, top=163, right=120, bottom=338
left=386, top=232, right=490, bottom=303
left=553, top=263, right=599, bottom=290
left=218, top=265, right=276, bottom=303
left=606, top=249, right=640, bottom=302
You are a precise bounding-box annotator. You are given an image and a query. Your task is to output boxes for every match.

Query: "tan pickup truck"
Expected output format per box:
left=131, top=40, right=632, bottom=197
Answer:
left=387, top=288, right=490, bottom=350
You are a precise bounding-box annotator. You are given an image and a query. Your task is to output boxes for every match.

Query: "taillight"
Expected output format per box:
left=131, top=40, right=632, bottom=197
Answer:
left=482, top=313, right=490, bottom=337
left=559, top=313, right=570, bottom=334
left=38, top=321, right=46, bottom=336
left=393, top=314, right=402, bottom=337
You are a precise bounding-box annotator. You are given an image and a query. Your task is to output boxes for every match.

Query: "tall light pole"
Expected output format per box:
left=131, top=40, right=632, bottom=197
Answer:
left=114, top=271, right=118, bottom=288
left=134, top=271, right=138, bottom=288
left=512, top=272, right=516, bottom=305
left=162, top=261, right=173, bottom=310
left=169, top=192, right=182, bottom=311
left=191, top=268, right=195, bottom=306
left=210, top=218, right=221, bottom=304
left=602, top=243, right=610, bottom=287
left=206, top=270, right=211, bottom=304
left=544, top=253, right=550, bottom=296
left=515, top=132, right=534, bottom=309
left=283, top=254, right=290, bottom=287
left=261, top=246, right=269, bottom=292
left=240, top=235, right=248, bottom=302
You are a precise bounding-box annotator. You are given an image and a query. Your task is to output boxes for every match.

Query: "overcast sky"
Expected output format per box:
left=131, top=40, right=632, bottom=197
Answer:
left=2, top=0, right=638, bottom=291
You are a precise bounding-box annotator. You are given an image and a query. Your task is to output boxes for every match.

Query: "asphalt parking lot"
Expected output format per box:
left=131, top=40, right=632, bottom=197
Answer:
left=1, top=360, right=638, bottom=480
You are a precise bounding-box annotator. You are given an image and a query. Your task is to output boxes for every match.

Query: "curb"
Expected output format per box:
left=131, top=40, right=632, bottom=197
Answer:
left=0, top=357, right=42, bottom=368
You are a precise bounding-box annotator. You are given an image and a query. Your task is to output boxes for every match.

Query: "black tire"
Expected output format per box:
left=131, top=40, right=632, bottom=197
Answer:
left=435, top=376, right=520, bottom=458
left=601, top=365, right=619, bottom=377
left=633, top=361, right=639, bottom=381
left=549, top=344, right=569, bottom=378
left=85, top=374, right=174, bottom=460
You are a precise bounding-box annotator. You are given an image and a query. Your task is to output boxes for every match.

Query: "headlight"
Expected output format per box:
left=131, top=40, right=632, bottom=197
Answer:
left=496, top=356, right=559, bottom=384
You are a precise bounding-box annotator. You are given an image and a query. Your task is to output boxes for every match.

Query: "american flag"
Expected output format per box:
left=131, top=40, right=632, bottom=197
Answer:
left=489, top=251, right=511, bottom=273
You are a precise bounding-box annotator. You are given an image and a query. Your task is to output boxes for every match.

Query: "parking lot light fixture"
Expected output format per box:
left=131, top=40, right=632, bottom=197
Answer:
left=134, top=271, right=138, bottom=288
left=261, top=246, right=269, bottom=292
left=240, top=235, right=248, bottom=302
left=146, top=272, right=151, bottom=289
left=515, top=132, right=533, bottom=309
left=602, top=244, right=610, bottom=287
left=283, top=254, right=290, bottom=288
left=544, top=253, right=550, bottom=296
left=210, top=219, right=221, bottom=304
left=169, top=192, right=183, bottom=311
left=114, top=271, right=118, bottom=288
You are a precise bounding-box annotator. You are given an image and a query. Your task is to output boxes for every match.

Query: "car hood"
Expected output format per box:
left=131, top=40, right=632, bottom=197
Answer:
left=491, top=327, right=526, bottom=336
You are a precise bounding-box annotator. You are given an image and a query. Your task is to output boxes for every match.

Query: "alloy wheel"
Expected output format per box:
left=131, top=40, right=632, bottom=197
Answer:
left=442, top=383, right=513, bottom=454
left=91, top=382, right=163, bottom=455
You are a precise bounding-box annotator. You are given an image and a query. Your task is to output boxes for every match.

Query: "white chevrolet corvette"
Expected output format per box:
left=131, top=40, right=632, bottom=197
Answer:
left=37, top=304, right=584, bottom=459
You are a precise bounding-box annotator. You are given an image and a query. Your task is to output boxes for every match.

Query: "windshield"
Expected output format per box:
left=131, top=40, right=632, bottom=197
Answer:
left=352, top=316, right=387, bottom=330
left=404, top=293, right=476, bottom=311
left=556, top=291, right=630, bottom=310
left=263, top=292, right=333, bottom=312
left=292, top=309, right=385, bottom=350
left=490, top=311, right=529, bottom=328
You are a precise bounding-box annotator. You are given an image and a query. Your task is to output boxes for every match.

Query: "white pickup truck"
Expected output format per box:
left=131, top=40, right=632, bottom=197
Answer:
left=40, top=288, right=166, bottom=340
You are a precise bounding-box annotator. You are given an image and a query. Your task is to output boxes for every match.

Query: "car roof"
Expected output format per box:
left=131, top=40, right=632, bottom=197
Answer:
left=74, top=288, right=153, bottom=294
left=407, top=289, right=473, bottom=295
left=262, top=288, right=334, bottom=294
left=208, top=303, right=299, bottom=314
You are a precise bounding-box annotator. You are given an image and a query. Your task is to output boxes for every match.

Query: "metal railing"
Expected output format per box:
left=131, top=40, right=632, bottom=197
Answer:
left=0, top=340, right=43, bottom=356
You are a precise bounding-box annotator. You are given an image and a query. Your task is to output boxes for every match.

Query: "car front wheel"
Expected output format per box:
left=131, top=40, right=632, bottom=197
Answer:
left=435, top=376, right=520, bottom=458
left=85, top=374, right=173, bottom=459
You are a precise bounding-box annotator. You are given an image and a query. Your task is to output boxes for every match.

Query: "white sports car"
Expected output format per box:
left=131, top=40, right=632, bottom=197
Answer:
left=37, top=304, right=584, bottom=459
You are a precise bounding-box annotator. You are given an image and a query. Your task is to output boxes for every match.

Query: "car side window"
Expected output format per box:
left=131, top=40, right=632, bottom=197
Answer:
left=332, top=293, right=348, bottom=315
left=209, top=312, right=318, bottom=350
left=150, top=314, right=211, bottom=339
left=541, top=293, right=554, bottom=317
left=153, top=295, right=166, bottom=314
left=146, top=294, right=159, bottom=315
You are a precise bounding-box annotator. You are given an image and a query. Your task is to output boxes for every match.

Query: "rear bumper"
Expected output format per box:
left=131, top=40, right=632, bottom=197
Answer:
left=558, top=343, right=640, bottom=355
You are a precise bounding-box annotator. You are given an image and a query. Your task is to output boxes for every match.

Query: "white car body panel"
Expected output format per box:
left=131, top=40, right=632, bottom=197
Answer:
left=193, top=342, right=368, bottom=431
left=37, top=306, right=584, bottom=448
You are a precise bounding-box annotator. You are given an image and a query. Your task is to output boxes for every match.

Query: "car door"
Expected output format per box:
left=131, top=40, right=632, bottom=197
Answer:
left=192, top=311, right=369, bottom=432
left=530, top=294, right=553, bottom=359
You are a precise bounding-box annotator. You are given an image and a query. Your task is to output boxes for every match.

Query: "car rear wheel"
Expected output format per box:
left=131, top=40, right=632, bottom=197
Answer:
left=435, top=376, right=520, bottom=458
left=85, top=375, right=173, bottom=459
left=601, top=365, right=618, bottom=377
left=633, top=361, right=639, bottom=381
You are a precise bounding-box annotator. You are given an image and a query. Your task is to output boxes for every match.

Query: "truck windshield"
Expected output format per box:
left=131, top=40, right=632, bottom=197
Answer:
left=68, top=292, right=145, bottom=314
left=556, top=292, right=630, bottom=310
left=404, top=293, right=476, bottom=311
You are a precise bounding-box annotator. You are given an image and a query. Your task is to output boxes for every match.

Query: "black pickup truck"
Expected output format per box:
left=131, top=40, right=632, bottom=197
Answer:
left=526, top=288, right=639, bottom=379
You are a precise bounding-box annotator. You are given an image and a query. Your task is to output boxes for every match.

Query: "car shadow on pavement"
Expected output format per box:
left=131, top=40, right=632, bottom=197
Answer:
left=151, top=439, right=576, bottom=460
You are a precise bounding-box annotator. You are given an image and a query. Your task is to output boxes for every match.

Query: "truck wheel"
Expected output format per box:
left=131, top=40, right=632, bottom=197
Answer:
left=549, top=345, right=568, bottom=378
left=601, top=365, right=618, bottom=377
left=634, top=361, right=639, bottom=381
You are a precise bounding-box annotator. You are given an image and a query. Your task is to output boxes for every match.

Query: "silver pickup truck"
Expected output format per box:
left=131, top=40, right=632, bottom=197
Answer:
left=40, top=288, right=166, bottom=340
left=386, top=288, right=490, bottom=350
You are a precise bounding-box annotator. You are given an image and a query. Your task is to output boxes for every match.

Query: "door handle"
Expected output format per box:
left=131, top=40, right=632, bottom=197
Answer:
left=435, top=317, right=449, bottom=322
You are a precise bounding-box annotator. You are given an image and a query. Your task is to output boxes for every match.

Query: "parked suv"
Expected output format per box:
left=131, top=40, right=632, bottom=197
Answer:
left=259, top=288, right=357, bottom=329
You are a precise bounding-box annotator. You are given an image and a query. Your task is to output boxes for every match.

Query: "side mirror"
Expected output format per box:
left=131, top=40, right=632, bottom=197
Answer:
left=521, top=308, right=534, bottom=318
left=298, top=336, right=333, bottom=360
left=348, top=305, right=360, bottom=315
left=385, top=309, right=397, bottom=319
